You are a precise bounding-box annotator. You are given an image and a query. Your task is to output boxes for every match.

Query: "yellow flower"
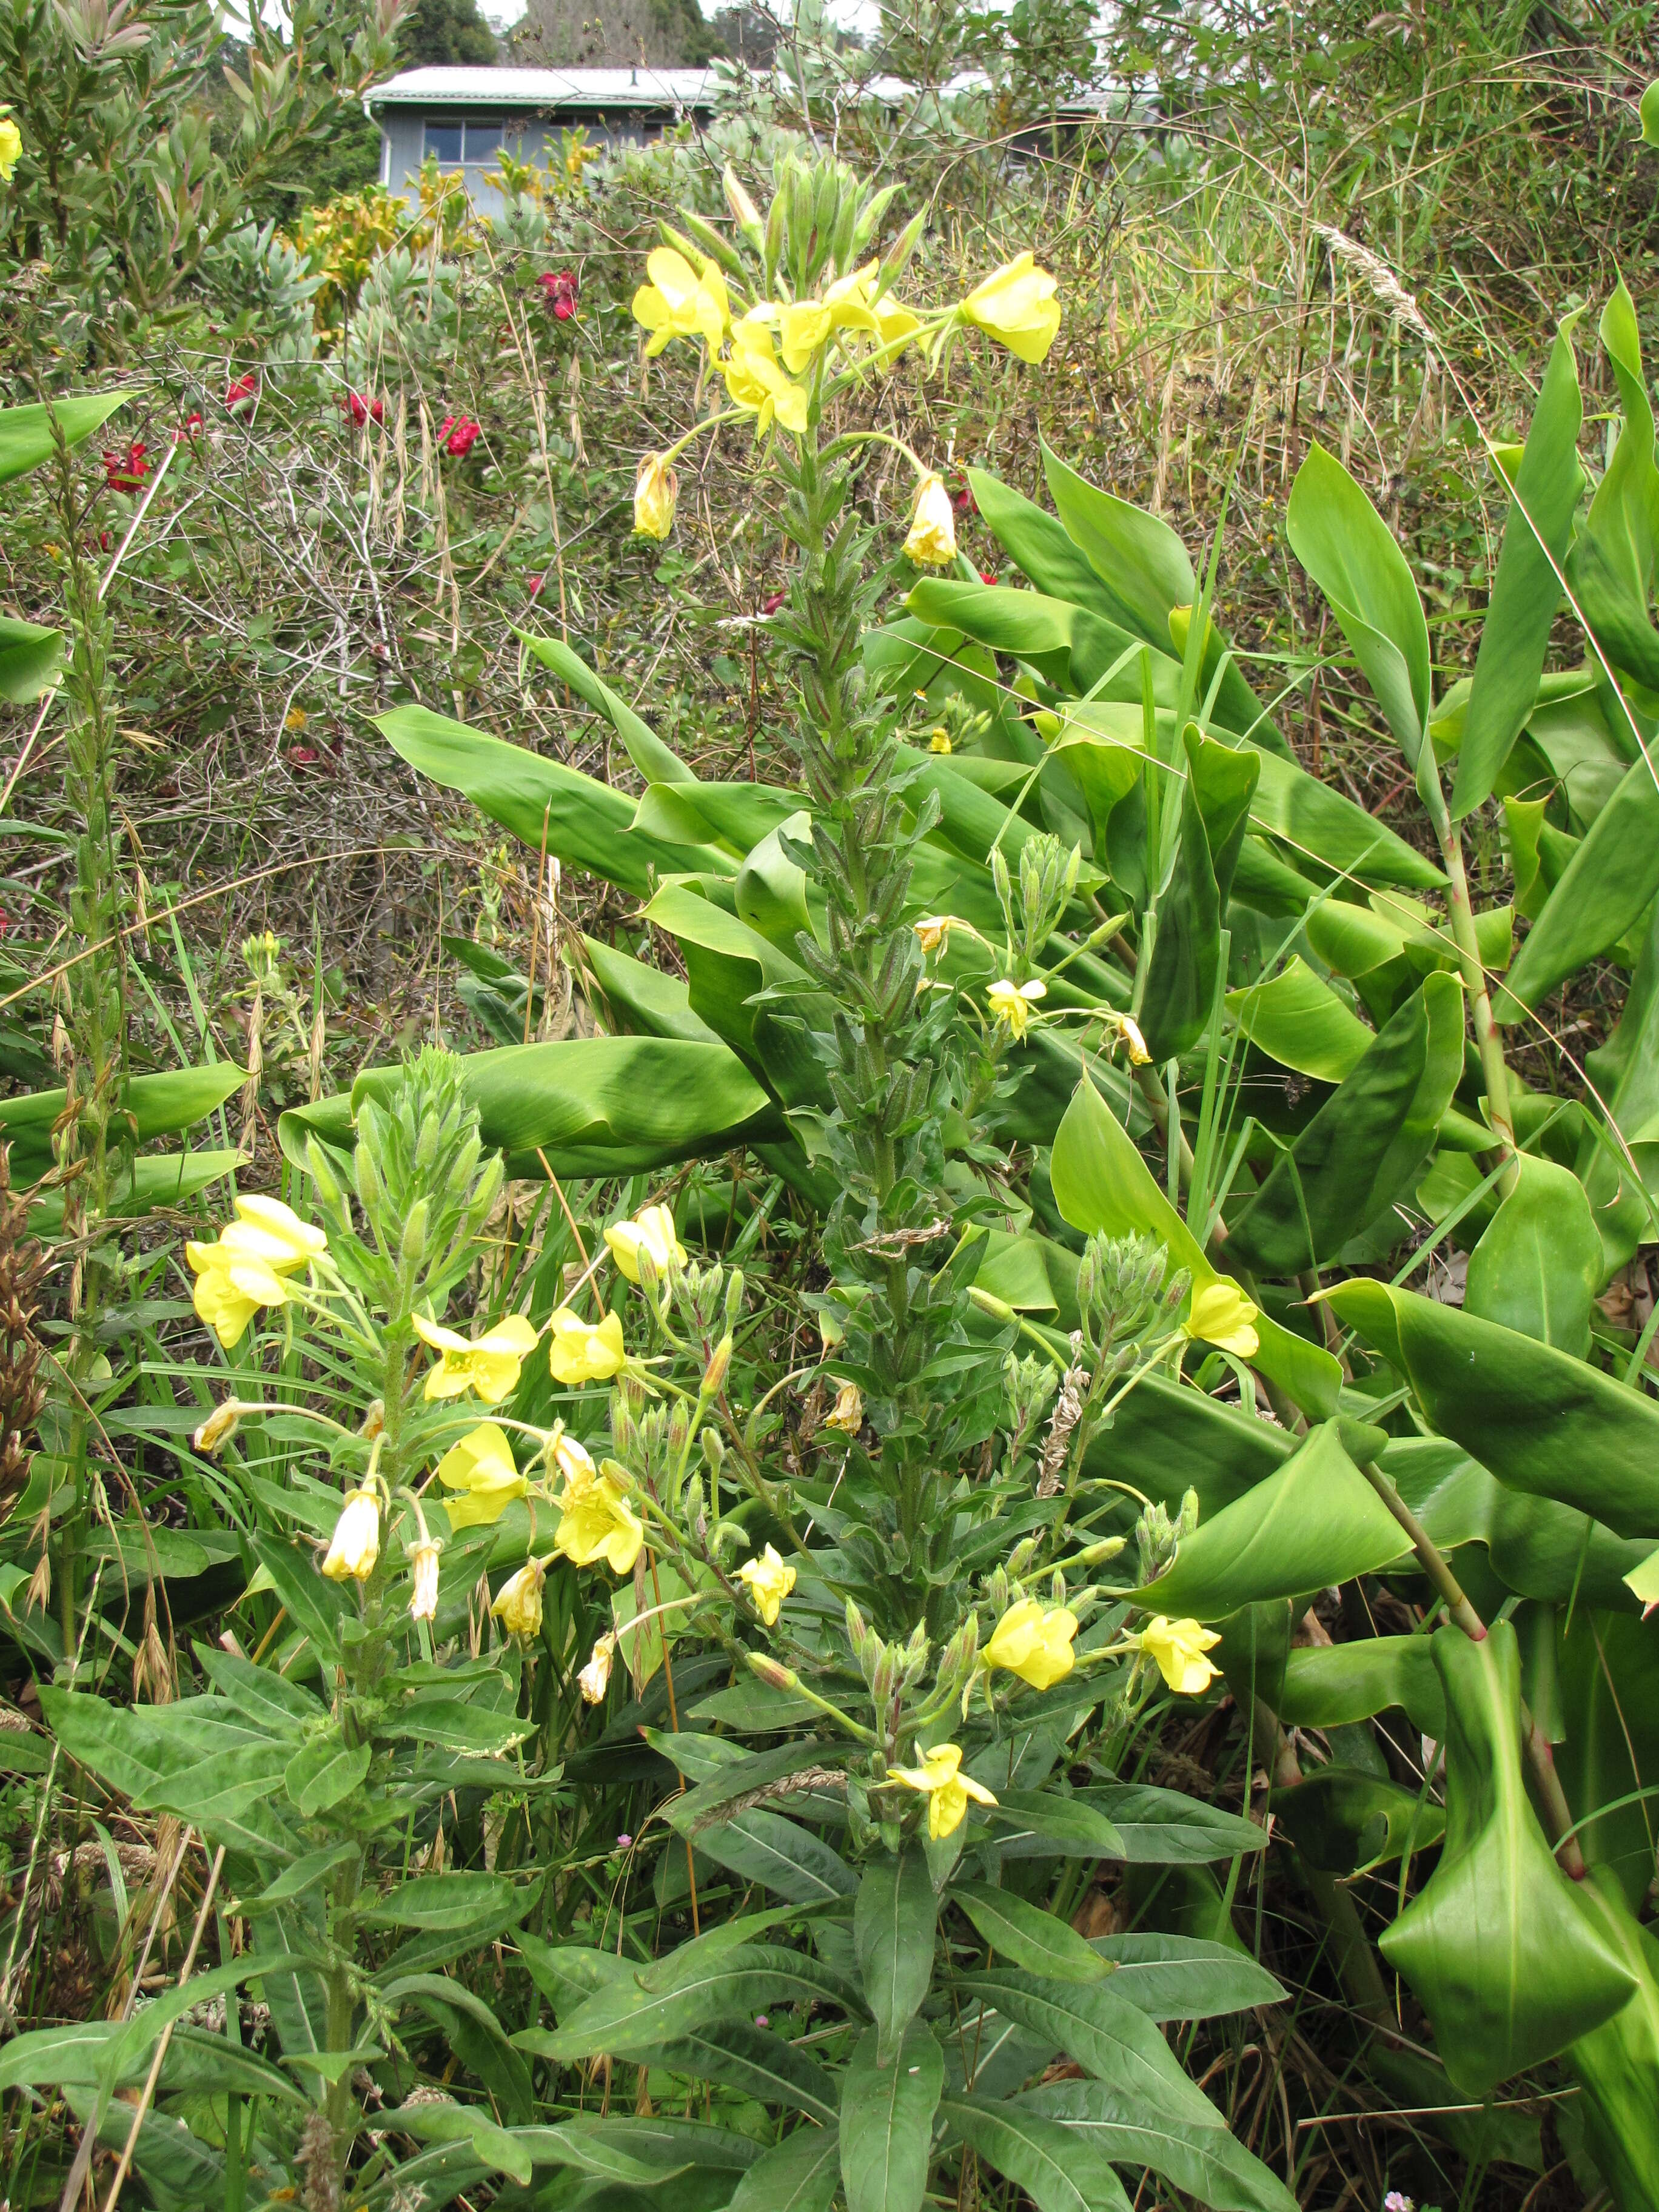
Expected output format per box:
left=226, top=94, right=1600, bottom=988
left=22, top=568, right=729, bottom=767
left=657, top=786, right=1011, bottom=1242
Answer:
left=770, top=264, right=911, bottom=374
left=548, top=1307, right=626, bottom=1386
left=321, top=1488, right=381, bottom=1582
left=578, top=1628, right=617, bottom=1702
left=631, top=246, right=729, bottom=356
left=1114, top=1013, right=1151, bottom=1066
left=888, top=1742, right=997, bottom=1840
left=408, top=1540, right=442, bottom=1623
left=988, top=977, right=1047, bottom=1040
left=914, top=915, right=953, bottom=955
left=1131, top=1615, right=1222, bottom=1697
left=605, top=1202, right=686, bottom=1285
left=0, top=113, right=19, bottom=185
left=186, top=1245, right=292, bottom=1349
left=961, top=253, right=1062, bottom=364
left=227, top=1193, right=329, bottom=1269
left=1184, top=1281, right=1259, bottom=1359
left=191, top=1396, right=250, bottom=1455
left=634, top=451, right=678, bottom=541
left=928, top=726, right=953, bottom=754
left=737, top=1543, right=796, bottom=1626
left=554, top=1471, right=645, bottom=1575
left=435, top=1422, right=528, bottom=1530
left=904, top=472, right=957, bottom=567
left=551, top=1425, right=598, bottom=1487
left=984, top=1597, right=1078, bottom=1691
left=823, top=1381, right=863, bottom=1434
left=492, top=1557, right=548, bottom=1637
left=412, top=1312, right=538, bottom=1403
left=720, top=316, right=809, bottom=437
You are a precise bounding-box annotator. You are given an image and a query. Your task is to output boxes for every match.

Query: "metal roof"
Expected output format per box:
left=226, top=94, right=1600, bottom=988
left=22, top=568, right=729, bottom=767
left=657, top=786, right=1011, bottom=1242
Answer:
left=367, top=66, right=719, bottom=110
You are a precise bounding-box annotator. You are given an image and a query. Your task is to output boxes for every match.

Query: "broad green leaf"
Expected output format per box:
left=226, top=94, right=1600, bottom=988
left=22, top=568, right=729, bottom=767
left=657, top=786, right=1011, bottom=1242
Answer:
left=1269, top=1765, right=1443, bottom=1873
left=1288, top=443, right=1432, bottom=771
left=839, top=2020, right=942, bottom=2212
left=942, top=2093, right=1130, bottom=2212
left=387, top=2100, right=536, bottom=2187
left=1379, top=1623, right=1636, bottom=2096
left=1225, top=956, right=1372, bottom=1082
left=1499, top=753, right=1659, bottom=1014
left=1567, top=281, right=1658, bottom=691
left=378, top=706, right=730, bottom=897
left=1452, top=317, right=1586, bottom=816
left=0, top=1062, right=244, bottom=1171
left=1050, top=1070, right=1342, bottom=1419
left=1127, top=1423, right=1407, bottom=1618
left=582, top=933, right=720, bottom=1044
left=1021, top=2079, right=1299, bottom=2212
left=534, top=1943, right=859, bottom=2059
left=63, top=2086, right=226, bottom=2205
left=1561, top=1870, right=1659, bottom=2210
left=1556, top=1610, right=1659, bottom=1911
left=905, top=577, right=1139, bottom=696
left=968, top=467, right=1146, bottom=630
left=1239, top=740, right=1441, bottom=889
left=677, top=1807, right=858, bottom=1905
left=552, top=2114, right=758, bottom=2172
left=1325, top=1279, right=1659, bottom=1538
left=1278, top=1637, right=1446, bottom=1738
left=1225, top=971, right=1465, bottom=1272
left=989, top=1789, right=1126, bottom=1859
left=0, top=615, right=61, bottom=705
left=1578, top=897, right=1659, bottom=1274
left=1141, top=727, right=1258, bottom=1063
left=952, top=1880, right=1109, bottom=1982
left=1088, top=1934, right=1283, bottom=2020
left=26, top=1146, right=242, bottom=1234
left=855, top=1849, right=937, bottom=2060
left=728, top=2123, right=840, bottom=2212
left=249, top=1533, right=348, bottom=1661
left=1077, top=1785, right=1265, bottom=1865
left=360, top=1873, right=526, bottom=1932
left=0, top=394, right=127, bottom=485
left=647, top=2021, right=839, bottom=2123
left=1080, top=1370, right=1293, bottom=1524
left=1464, top=1153, right=1602, bottom=1354
left=957, top=1971, right=1223, bottom=2130
left=518, top=631, right=695, bottom=786
left=284, top=1734, right=370, bottom=1817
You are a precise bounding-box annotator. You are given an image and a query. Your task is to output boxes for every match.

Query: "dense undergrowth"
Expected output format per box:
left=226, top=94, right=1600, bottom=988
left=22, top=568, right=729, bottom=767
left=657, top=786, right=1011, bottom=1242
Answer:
left=4, top=5, right=1659, bottom=2211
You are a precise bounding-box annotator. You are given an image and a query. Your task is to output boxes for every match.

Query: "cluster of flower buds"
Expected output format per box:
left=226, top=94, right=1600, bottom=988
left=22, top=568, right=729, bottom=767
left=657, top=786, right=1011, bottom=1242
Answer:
left=1133, top=1486, right=1201, bottom=1588
left=845, top=1598, right=932, bottom=1711
left=1074, top=1230, right=1189, bottom=1366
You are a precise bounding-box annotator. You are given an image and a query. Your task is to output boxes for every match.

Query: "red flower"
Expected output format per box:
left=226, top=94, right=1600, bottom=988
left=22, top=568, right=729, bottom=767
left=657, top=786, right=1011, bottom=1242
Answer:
left=102, top=440, right=149, bottom=492
left=98, top=531, right=112, bottom=552
left=343, top=391, right=384, bottom=427
left=979, top=570, right=998, bottom=586
left=952, top=475, right=977, bottom=515
left=440, top=414, right=480, bottom=458
left=538, top=269, right=578, bottom=320
left=225, top=372, right=259, bottom=412
left=526, top=573, right=545, bottom=597
left=175, top=412, right=204, bottom=445
left=761, top=589, right=786, bottom=615
left=287, top=745, right=320, bottom=768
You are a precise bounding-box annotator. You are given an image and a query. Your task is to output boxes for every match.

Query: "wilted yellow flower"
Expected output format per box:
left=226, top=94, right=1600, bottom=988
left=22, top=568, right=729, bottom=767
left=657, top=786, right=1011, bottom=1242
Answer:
left=904, top=472, right=957, bottom=567
left=551, top=1425, right=598, bottom=1487
left=1114, top=1013, right=1151, bottom=1066
left=928, top=726, right=953, bottom=754
left=435, top=1422, right=528, bottom=1530
left=737, top=1543, right=796, bottom=1626
left=887, top=1742, right=997, bottom=1839
left=322, top=1487, right=381, bottom=1582
left=914, top=915, right=953, bottom=955
left=605, top=1202, right=686, bottom=1285
left=988, top=977, right=1046, bottom=1040
left=632, top=246, right=729, bottom=355
left=634, top=451, right=678, bottom=540
left=720, top=317, right=809, bottom=437
left=548, top=1307, right=626, bottom=1386
left=1184, top=1281, right=1259, bottom=1359
left=984, top=1597, right=1078, bottom=1691
left=413, top=1312, right=539, bottom=1403
left=554, top=1470, right=645, bottom=1575
left=191, top=1396, right=250, bottom=1455
left=0, top=112, right=20, bottom=186
left=578, top=1629, right=617, bottom=1702
left=408, top=1539, right=442, bottom=1623
left=491, top=1556, right=548, bottom=1637
left=823, top=1381, right=863, bottom=1434
left=961, top=253, right=1061, bottom=364
left=1131, top=1615, right=1222, bottom=1696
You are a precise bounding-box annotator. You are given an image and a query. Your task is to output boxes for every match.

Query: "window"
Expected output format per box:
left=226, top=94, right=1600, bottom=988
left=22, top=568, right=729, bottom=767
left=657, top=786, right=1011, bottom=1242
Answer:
left=463, top=118, right=503, bottom=163
left=424, top=118, right=463, bottom=164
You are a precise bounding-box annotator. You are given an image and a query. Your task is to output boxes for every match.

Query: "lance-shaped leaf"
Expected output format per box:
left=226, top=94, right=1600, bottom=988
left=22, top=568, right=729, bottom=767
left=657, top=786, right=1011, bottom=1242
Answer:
left=839, top=2020, right=942, bottom=2212
left=1288, top=443, right=1432, bottom=774
left=0, top=394, right=128, bottom=485
left=1325, top=1279, right=1659, bottom=1538
left=646, top=2020, right=839, bottom=2123
left=906, top=576, right=1142, bottom=695
left=1463, top=1153, right=1603, bottom=1355
left=1555, top=1609, right=1659, bottom=1912
left=1019, top=2079, right=1297, bottom=2212
left=1379, top=1623, right=1636, bottom=2096
left=941, top=2094, right=1131, bottom=2212
left=1078, top=1786, right=1266, bottom=1865
left=1451, top=315, right=1586, bottom=816
left=1561, top=1871, right=1659, bottom=2211
left=518, top=631, right=697, bottom=787
left=1141, top=727, right=1258, bottom=1064
left=0, top=1062, right=243, bottom=1173
left=1086, top=1934, right=1282, bottom=2020
left=530, top=1944, right=861, bottom=2060
left=951, top=1880, right=1109, bottom=1983
left=957, top=1971, right=1223, bottom=2130
left=855, top=1849, right=937, bottom=2061
left=1498, top=752, right=1659, bottom=1015
left=1226, top=956, right=1373, bottom=1082
left=1125, top=1423, right=1408, bottom=1619
left=1564, top=281, right=1659, bottom=694
left=1224, top=971, right=1465, bottom=1273
left=1050, top=1070, right=1342, bottom=1419
left=728, top=2123, right=841, bottom=2212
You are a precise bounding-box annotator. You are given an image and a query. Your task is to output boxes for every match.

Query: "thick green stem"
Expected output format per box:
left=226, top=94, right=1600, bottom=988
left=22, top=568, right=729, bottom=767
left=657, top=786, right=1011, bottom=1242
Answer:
left=1433, top=809, right=1518, bottom=1198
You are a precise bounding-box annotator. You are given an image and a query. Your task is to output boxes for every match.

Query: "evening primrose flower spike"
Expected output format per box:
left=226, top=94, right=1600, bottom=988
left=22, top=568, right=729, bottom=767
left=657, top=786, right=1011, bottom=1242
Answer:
left=983, top=1597, right=1078, bottom=1691
left=988, top=977, right=1046, bottom=1041
left=322, top=1487, right=381, bottom=1582
left=413, top=1311, right=539, bottom=1403
left=904, top=473, right=957, bottom=567
left=605, top=1201, right=686, bottom=1285
left=554, top=1467, right=645, bottom=1574
left=888, top=1742, right=997, bottom=1840
left=548, top=1306, right=626, bottom=1386
left=1131, top=1615, right=1222, bottom=1696
left=737, top=1543, right=796, bottom=1627
left=435, top=1422, right=529, bottom=1530
left=631, top=246, right=729, bottom=355
left=960, top=253, right=1062, bottom=364
left=1184, top=1280, right=1259, bottom=1359
left=634, top=451, right=678, bottom=541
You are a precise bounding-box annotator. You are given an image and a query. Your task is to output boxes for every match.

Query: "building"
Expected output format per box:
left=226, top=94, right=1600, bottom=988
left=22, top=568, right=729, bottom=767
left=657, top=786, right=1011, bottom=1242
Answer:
left=369, top=65, right=718, bottom=214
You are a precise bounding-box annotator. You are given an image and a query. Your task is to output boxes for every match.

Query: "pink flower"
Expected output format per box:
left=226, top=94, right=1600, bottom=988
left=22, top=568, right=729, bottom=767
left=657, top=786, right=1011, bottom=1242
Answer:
left=344, top=391, right=384, bottom=427
left=288, top=745, right=320, bottom=768
left=440, top=414, right=480, bottom=458
left=615, top=1832, right=633, bottom=1849
left=538, top=269, right=579, bottom=320
left=102, top=441, right=149, bottom=492
left=762, top=589, right=786, bottom=615
left=754, top=2014, right=769, bottom=2028
left=224, top=373, right=259, bottom=412
left=526, top=573, right=545, bottom=598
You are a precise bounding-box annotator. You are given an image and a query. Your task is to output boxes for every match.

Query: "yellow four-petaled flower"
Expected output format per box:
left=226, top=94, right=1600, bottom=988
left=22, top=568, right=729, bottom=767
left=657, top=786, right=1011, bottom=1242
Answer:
left=737, top=1543, right=796, bottom=1626
left=887, top=1742, right=997, bottom=1839
left=413, top=1311, right=539, bottom=1403
left=984, top=1597, right=1078, bottom=1691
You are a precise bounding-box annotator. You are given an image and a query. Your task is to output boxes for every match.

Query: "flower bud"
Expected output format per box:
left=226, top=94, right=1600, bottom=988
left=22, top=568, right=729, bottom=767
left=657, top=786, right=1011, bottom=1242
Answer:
left=1074, top=1534, right=1127, bottom=1567
left=723, top=163, right=762, bottom=237
left=701, top=1425, right=725, bottom=1474
left=400, top=1196, right=428, bottom=1270
left=702, top=1333, right=733, bottom=1396
left=634, top=451, right=678, bottom=541
left=746, top=1649, right=799, bottom=1694
left=723, top=1268, right=745, bottom=1330
left=306, top=1135, right=343, bottom=1209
